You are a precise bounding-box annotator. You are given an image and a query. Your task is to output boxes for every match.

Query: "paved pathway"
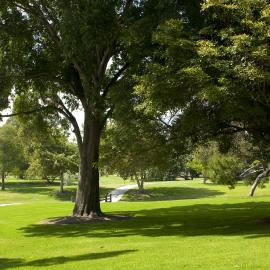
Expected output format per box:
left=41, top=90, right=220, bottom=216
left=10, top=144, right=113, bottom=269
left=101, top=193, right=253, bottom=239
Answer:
left=0, top=183, right=141, bottom=206
left=0, top=203, right=22, bottom=207
left=110, top=184, right=138, bottom=202
left=102, top=184, right=138, bottom=203
left=107, top=182, right=157, bottom=202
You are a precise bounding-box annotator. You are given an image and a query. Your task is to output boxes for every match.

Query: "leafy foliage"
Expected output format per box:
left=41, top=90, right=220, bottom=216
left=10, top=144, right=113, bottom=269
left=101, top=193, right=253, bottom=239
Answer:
left=206, top=154, right=243, bottom=188
left=17, top=118, right=79, bottom=182
left=0, top=123, right=25, bottom=189
left=0, top=0, right=202, bottom=214
left=100, top=118, right=175, bottom=182
left=136, top=0, right=270, bottom=148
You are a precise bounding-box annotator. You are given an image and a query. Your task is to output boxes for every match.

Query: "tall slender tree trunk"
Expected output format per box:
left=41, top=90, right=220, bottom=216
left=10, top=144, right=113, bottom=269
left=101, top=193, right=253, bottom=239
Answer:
left=136, top=174, right=145, bottom=194
left=140, top=179, right=144, bottom=193
left=60, top=172, right=64, bottom=193
left=73, top=118, right=102, bottom=217
left=1, top=172, right=5, bottom=191
left=249, top=168, right=270, bottom=197
left=249, top=179, right=259, bottom=197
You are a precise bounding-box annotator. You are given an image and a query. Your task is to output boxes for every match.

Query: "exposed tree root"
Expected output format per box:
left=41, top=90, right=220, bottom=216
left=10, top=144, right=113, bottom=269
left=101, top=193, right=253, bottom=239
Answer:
left=40, top=214, right=132, bottom=225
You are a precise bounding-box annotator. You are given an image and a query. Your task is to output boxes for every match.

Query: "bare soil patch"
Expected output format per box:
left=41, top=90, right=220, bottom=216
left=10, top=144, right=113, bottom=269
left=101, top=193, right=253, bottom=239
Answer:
left=40, top=214, right=132, bottom=225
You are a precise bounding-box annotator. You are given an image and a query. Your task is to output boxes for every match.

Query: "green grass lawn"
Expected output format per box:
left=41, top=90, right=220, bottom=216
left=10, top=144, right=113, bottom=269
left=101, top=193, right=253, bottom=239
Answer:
left=0, top=176, right=131, bottom=204
left=1, top=178, right=270, bottom=269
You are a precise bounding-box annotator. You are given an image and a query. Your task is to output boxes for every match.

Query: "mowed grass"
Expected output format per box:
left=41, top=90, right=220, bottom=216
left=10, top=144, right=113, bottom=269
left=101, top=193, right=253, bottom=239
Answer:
left=0, top=176, right=131, bottom=204
left=1, top=178, right=270, bottom=269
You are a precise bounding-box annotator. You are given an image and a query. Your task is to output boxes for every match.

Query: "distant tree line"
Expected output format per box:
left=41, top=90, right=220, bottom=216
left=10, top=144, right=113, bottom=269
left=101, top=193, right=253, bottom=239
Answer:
left=0, top=118, right=79, bottom=192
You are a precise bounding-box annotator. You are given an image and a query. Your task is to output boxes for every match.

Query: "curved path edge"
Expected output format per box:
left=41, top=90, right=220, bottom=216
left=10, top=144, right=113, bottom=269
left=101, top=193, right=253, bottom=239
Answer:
left=102, top=184, right=138, bottom=203
left=0, top=203, right=22, bottom=207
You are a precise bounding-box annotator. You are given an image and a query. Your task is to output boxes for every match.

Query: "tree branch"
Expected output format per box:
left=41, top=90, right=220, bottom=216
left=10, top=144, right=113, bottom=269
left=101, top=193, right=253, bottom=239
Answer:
left=101, top=106, right=115, bottom=131
left=121, top=0, right=133, bottom=19
left=14, top=1, right=60, bottom=44
left=102, top=62, right=130, bottom=99
left=0, top=106, right=53, bottom=118
left=97, top=48, right=111, bottom=81
left=54, top=99, right=83, bottom=152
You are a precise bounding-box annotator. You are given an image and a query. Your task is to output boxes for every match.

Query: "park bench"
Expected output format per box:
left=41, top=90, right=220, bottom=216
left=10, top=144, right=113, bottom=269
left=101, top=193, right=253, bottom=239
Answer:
left=101, top=192, right=112, bottom=202
left=71, top=193, right=112, bottom=203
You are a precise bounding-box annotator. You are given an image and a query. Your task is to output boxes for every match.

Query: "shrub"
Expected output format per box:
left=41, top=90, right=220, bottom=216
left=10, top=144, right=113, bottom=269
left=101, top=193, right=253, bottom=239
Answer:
left=205, top=154, right=244, bottom=188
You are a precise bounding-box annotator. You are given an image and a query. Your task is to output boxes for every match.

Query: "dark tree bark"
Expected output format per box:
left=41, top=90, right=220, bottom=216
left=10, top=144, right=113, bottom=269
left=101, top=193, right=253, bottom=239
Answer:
left=136, top=174, right=145, bottom=194
left=1, top=172, right=5, bottom=191
left=249, top=168, right=270, bottom=197
left=45, top=177, right=56, bottom=184
left=60, top=172, right=64, bottom=193
left=73, top=118, right=102, bottom=217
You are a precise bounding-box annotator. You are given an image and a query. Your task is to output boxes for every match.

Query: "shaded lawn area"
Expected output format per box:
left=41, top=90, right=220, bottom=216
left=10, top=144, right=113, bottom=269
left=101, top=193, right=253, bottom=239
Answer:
left=0, top=181, right=111, bottom=203
left=19, top=201, right=270, bottom=239
left=123, top=186, right=224, bottom=201
left=123, top=180, right=270, bottom=201
left=1, top=180, right=270, bottom=269
left=0, top=176, right=129, bottom=204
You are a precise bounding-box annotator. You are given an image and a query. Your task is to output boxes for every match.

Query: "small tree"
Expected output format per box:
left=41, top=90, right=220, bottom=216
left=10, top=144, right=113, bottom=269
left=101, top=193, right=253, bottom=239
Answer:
left=187, top=136, right=270, bottom=196
left=16, top=116, right=79, bottom=192
left=23, top=132, right=79, bottom=192
left=0, top=124, right=25, bottom=190
left=206, top=154, right=244, bottom=188
left=240, top=159, right=270, bottom=197
left=187, top=142, right=219, bottom=183
left=100, top=119, right=174, bottom=193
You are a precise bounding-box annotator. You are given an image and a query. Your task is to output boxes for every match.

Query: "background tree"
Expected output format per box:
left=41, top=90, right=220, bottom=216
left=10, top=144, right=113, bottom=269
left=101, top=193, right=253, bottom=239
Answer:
left=135, top=0, right=270, bottom=196
left=192, top=0, right=270, bottom=141
left=100, top=118, right=176, bottom=193
left=16, top=114, right=79, bottom=192
left=206, top=153, right=244, bottom=188
left=187, top=134, right=270, bottom=196
left=241, top=160, right=270, bottom=197
left=187, top=142, right=244, bottom=188
left=237, top=139, right=270, bottom=197
left=0, top=123, right=25, bottom=190
left=188, top=0, right=270, bottom=195
left=25, top=140, right=78, bottom=191
left=187, top=142, right=219, bottom=183
left=136, top=0, right=270, bottom=145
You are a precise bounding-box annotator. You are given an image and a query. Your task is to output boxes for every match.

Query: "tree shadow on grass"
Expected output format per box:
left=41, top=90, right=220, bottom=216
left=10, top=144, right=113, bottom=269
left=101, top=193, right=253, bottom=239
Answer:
left=0, top=259, right=23, bottom=269
left=0, top=250, right=136, bottom=269
left=19, top=201, right=270, bottom=240
left=123, top=186, right=224, bottom=201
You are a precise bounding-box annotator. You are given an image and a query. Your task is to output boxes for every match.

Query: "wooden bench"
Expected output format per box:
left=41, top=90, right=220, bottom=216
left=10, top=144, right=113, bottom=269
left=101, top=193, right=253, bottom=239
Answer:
left=100, top=192, right=112, bottom=202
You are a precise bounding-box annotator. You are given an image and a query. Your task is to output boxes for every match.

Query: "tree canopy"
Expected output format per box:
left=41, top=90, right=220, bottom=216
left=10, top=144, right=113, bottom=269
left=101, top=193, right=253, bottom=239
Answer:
left=0, top=0, right=203, bottom=216
left=1, top=0, right=270, bottom=215
left=136, top=0, right=270, bottom=145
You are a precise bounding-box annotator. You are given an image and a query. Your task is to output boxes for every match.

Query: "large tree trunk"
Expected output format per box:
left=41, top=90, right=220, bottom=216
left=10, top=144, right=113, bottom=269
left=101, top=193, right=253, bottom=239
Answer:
left=73, top=119, right=102, bottom=217
left=249, top=168, right=270, bottom=197
left=1, top=172, right=5, bottom=191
